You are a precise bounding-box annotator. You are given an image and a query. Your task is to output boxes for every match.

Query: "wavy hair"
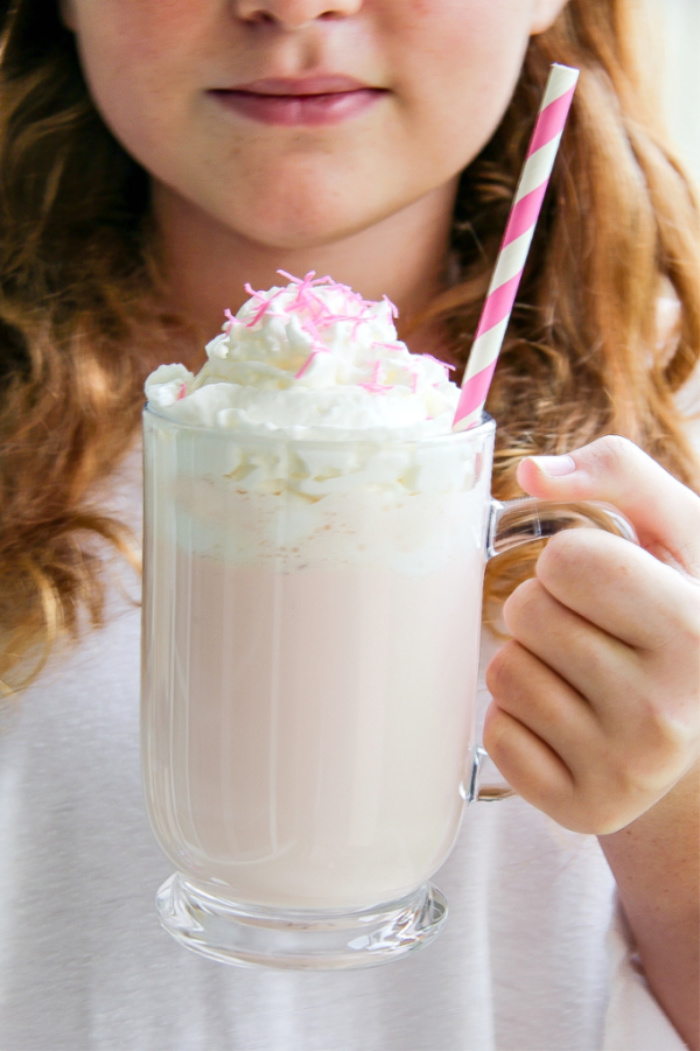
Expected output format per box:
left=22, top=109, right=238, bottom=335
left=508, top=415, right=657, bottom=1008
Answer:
left=1, top=0, right=698, bottom=692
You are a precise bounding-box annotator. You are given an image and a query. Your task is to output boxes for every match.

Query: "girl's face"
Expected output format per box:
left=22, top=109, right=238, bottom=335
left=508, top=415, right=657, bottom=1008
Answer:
left=62, top=0, right=567, bottom=252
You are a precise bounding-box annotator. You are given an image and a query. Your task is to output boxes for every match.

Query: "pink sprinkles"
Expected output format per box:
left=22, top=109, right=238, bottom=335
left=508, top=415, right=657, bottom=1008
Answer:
left=359, top=360, right=390, bottom=395
left=220, top=271, right=450, bottom=400
left=223, top=308, right=240, bottom=336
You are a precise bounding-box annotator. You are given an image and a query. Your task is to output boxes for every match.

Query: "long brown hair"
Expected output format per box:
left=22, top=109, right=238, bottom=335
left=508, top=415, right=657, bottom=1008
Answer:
left=1, top=0, right=699, bottom=693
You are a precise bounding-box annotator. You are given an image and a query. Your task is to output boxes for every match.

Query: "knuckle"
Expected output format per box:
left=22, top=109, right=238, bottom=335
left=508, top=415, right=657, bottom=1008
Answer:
left=650, top=707, right=698, bottom=757
left=537, top=526, right=629, bottom=599
left=503, top=576, right=542, bottom=624
left=608, top=751, right=646, bottom=796
left=584, top=433, right=638, bottom=474
left=485, top=640, right=520, bottom=698
left=677, top=584, right=700, bottom=641
left=538, top=528, right=581, bottom=575
left=536, top=530, right=592, bottom=595
left=607, top=706, right=691, bottom=793
left=635, top=680, right=697, bottom=747
left=482, top=703, right=512, bottom=758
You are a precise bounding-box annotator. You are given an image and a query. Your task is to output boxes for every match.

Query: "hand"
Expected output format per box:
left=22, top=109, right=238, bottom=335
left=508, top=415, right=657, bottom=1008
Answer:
left=483, top=435, right=700, bottom=834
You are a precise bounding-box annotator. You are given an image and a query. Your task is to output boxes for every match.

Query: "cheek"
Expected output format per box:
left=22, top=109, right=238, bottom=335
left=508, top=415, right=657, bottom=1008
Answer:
left=71, top=0, right=199, bottom=57
left=72, top=35, right=189, bottom=165
left=391, top=0, right=533, bottom=165
left=69, top=1, right=202, bottom=134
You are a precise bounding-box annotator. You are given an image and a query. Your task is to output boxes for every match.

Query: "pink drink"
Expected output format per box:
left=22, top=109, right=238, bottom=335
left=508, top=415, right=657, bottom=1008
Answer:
left=141, top=420, right=492, bottom=912
left=141, top=274, right=497, bottom=965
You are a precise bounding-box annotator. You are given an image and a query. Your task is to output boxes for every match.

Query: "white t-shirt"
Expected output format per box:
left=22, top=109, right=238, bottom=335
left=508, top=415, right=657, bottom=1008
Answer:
left=0, top=445, right=686, bottom=1051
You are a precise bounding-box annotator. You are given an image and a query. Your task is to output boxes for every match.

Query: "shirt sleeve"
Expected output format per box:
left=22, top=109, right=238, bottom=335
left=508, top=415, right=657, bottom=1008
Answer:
left=602, top=903, right=688, bottom=1050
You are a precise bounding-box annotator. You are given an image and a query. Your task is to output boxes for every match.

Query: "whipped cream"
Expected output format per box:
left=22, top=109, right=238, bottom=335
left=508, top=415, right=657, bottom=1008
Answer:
left=145, top=272, right=460, bottom=440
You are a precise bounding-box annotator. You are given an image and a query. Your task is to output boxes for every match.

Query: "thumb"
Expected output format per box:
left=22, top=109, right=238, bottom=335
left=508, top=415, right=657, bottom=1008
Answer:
left=516, top=435, right=700, bottom=577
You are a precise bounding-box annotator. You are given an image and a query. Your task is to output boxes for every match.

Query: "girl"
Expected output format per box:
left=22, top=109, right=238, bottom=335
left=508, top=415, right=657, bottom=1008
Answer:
left=0, top=1, right=698, bottom=1048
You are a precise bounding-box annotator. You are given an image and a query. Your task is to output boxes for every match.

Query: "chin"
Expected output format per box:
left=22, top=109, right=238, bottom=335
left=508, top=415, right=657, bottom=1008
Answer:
left=225, top=200, right=389, bottom=253
left=216, top=163, right=398, bottom=249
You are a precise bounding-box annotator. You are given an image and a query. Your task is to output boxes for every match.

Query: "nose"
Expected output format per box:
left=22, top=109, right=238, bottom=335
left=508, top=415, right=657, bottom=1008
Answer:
left=234, top=0, right=363, bottom=28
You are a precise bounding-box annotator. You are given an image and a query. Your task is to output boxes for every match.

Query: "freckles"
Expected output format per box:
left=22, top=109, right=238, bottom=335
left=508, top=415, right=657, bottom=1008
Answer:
left=116, top=0, right=198, bottom=40
left=81, top=0, right=201, bottom=66
left=394, top=0, right=476, bottom=48
left=405, top=0, right=433, bottom=18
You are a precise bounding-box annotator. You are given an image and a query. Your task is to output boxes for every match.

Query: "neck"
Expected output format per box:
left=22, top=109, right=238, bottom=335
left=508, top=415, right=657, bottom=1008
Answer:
left=151, top=182, right=458, bottom=360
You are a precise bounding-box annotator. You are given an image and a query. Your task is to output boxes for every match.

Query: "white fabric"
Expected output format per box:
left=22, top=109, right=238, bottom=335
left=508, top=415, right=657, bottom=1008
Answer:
left=0, top=445, right=686, bottom=1051
left=603, top=911, right=688, bottom=1051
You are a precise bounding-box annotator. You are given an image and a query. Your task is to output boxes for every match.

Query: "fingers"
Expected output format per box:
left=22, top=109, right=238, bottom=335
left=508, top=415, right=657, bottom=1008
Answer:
left=516, top=435, right=700, bottom=576
left=483, top=638, right=614, bottom=832
left=501, top=577, right=631, bottom=728
left=485, top=637, right=597, bottom=763
left=485, top=627, right=698, bottom=834
left=482, top=698, right=576, bottom=821
left=484, top=437, right=700, bottom=834
left=533, top=527, right=700, bottom=653
left=503, top=564, right=699, bottom=741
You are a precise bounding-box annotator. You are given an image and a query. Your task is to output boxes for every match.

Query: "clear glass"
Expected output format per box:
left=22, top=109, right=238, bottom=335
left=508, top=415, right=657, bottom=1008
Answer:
left=141, top=410, right=635, bottom=969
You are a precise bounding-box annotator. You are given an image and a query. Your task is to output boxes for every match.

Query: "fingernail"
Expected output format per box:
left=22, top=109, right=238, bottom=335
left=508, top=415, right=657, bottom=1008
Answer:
left=529, top=454, right=577, bottom=477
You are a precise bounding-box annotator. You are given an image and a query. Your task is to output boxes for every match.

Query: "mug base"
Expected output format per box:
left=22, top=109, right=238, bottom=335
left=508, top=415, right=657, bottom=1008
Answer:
left=156, top=872, right=448, bottom=970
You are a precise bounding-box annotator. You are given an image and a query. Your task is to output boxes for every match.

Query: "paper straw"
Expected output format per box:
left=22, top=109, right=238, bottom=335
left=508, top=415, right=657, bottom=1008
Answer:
left=452, top=63, right=580, bottom=432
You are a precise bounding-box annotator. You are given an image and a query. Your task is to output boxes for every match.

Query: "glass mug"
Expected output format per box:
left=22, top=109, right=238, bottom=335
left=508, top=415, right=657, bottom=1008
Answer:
left=141, top=409, right=634, bottom=970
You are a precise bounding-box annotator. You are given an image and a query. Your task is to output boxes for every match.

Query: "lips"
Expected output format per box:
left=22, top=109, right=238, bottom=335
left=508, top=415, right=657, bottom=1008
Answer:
left=209, top=75, right=386, bottom=127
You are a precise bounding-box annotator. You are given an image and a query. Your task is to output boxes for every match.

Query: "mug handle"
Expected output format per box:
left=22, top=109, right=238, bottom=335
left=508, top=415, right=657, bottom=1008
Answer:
left=468, top=497, right=639, bottom=804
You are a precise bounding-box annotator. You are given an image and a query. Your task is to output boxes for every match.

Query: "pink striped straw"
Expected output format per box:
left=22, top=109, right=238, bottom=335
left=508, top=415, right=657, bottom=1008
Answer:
left=452, top=63, right=580, bottom=432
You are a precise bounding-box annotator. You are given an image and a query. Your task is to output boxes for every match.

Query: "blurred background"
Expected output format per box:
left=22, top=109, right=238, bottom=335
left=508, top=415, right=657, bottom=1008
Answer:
left=654, top=0, right=699, bottom=190
left=654, top=0, right=699, bottom=419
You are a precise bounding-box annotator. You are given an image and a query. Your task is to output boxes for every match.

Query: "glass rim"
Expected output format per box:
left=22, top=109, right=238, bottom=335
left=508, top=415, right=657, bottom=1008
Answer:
left=142, top=403, right=496, bottom=449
